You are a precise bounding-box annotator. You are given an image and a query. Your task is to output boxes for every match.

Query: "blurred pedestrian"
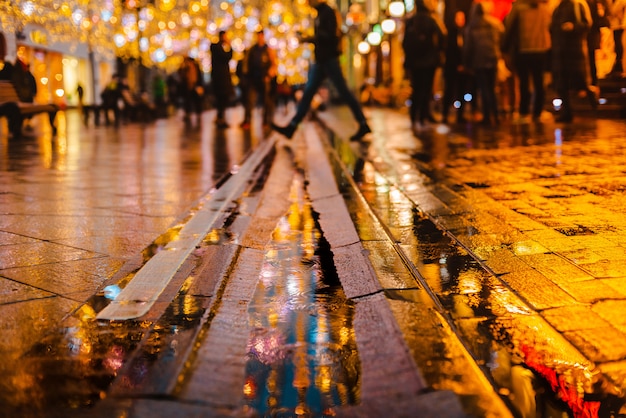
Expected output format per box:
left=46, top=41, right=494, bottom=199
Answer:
left=608, top=0, right=626, bottom=75
left=464, top=1, right=504, bottom=126
left=587, top=0, right=611, bottom=86
left=240, top=30, right=278, bottom=129
left=178, top=55, right=204, bottom=123
left=502, top=0, right=552, bottom=122
left=442, top=10, right=469, bottom=124
left=271, top=0, right=371, bottom=141
left=549, top=0, right=594, bottom=122
left=402, top=0, right=446, bottom=130
left=12, top=57, right=36, bottom=103
left=211, top=31, right=234, bottom=129
left=101, top=73, right=122, bottom=125
left=152, top=70, right=167, bottom=118
left=76, top=83, right=84, bottom=108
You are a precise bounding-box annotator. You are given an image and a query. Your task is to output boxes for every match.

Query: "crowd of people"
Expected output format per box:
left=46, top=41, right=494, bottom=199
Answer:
left=5, top=0, right=624, bottom=134
left=403, top=0, right=625, bottom=130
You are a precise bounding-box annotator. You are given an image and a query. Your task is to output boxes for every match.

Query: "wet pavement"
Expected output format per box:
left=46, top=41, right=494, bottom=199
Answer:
left=2, top=101, right=626, bottom=418
left=318, top=107, right=626, bottom=417
left=0, top=107, right=265, bottom=415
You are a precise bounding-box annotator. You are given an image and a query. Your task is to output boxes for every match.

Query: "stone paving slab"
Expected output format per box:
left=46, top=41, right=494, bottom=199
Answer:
left=317, top=106, right=626, bottom=410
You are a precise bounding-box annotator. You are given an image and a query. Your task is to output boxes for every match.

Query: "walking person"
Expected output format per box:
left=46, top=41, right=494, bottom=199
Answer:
left=402, top=0, right=446, bottom=130
left=178, top=55, right=204, bottom=123
left=549, top=0, right=593, bottom=122
left=240, top=30, right=278, bottom=129
left=442, top=10, right=469, bottom=124
left=211, top=30, right=234, bottom=128
left=76, top=83, right=84, bottom=108
left=464, top=1, right=504, bottom=126
left=502, top=0, right=552, bottom=122
left=609, top=0, right=626, bottom=75
left=587, top=0, right=611, bottom=86
left=271, top=0, right=371, bottom=141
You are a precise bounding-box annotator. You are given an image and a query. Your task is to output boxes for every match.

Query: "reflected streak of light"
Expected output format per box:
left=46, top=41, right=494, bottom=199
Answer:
left=339, top=327, right=350, bottom=346
left=389, top=188, right=403, bottom=204
left=244, top=377, right=256, bottom=398
left=436, top=124, right=451, bottom=134
left=554, top=128, right=563, bottom=170
left=362, top=161, right=377, bottom=184
left=103, top=345, right=125, bottom=372
left=316, top=365, right=332, bottom=393
left=374, top=172, right=387, bottom=186
left=457, top=270, right=481, bottom=294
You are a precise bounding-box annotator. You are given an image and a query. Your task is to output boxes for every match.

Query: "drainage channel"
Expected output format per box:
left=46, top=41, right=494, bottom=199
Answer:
left=243, top=184, right=359, bottom=416
left=322, top=127, right=624, bottom=418
left=0, top=138, right=276, bottom=417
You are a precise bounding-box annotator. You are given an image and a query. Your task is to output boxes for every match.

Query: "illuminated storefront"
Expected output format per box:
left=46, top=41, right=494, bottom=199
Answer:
left=1, top=24, right=115, bottom=108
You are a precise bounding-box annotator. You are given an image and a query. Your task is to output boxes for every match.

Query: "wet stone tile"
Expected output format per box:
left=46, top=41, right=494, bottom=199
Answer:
left=559, top=278, right=626, bottom=303
left=592, top=300, right=626, bottom=330
left=362, top=241, right=418, bottom=290
left=542, top=305, right=611, bottom=332
left=53, top=233, right=159, bottom=259
left=0, top=277, right=55, bottom=304
left=563, top=327, right=626, bottom=363
left=0, top=296, right=79, bottom=357
left=519, top=253, right=595, bottom=284
left=0, top=241, right=101, bottom=269
left=577, top=259, right=626, bottom=279
left=0, top=231, right=40, bottom=246
left=499, top=268, right=577, bottom=310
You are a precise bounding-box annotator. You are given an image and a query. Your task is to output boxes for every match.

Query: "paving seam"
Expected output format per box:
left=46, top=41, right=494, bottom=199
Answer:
left=96, top=136, right=277, bottom=321
left=312, top=115, right=522, bottom=416
left=315, top=108, right=624, bottom=413
left=301, top=122, right=470, bottom=417
left=170, top=137, right=301, bottom=413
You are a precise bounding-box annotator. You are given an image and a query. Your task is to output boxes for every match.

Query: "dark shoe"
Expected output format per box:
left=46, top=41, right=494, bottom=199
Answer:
left=350, top=124, right=372, bottom=141
left=271, top=122, right=296, bottom=139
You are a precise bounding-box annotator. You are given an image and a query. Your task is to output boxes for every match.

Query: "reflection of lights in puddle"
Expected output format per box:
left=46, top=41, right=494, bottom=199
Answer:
left=374, top=173, right=388, bottom=186
left=512, top=241, right=547, bottom=256
left=458, top=271, right=481, bottom=294
left=103, top=285, right=121, bottom=300
left=401, top=173, right=419, bottom=183
left=435, top=124, right=451, bottom=134
left=103, top=345, right=126, bottom=372
left=287, top=274, right=302, bottom=297
left=389, top=188, right=404, bottom=203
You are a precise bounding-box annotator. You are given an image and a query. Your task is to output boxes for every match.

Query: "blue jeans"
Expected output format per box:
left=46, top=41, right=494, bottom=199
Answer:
left=290, top=58, right=367, bottom=126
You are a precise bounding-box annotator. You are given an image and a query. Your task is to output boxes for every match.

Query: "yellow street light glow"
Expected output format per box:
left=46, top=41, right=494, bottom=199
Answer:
left=389, top=1, right=405, bottom=17
left=357, top=40, right=371, bottom=54
left=366, top=31, right=381, bottom=46
left=381, top=18, right=396, bottom=34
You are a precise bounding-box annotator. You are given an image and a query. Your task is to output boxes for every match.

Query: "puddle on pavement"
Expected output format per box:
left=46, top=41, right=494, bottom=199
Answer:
left=334, top=134, right=626, bottom=417
left=244, top=196, right=359, bottom=416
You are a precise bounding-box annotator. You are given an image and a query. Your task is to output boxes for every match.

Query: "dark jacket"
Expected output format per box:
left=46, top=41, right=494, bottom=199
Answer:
left=311, top=2, right=342, bottom=62
left=402, top=10, right=446, bottom=69
left=549, top=0, right=591, bottom=79
left=464, top=3, right=503, bottom=70
left=444, top=20, right=465, bottom=72
left=211, top=41, right=234, bottom=98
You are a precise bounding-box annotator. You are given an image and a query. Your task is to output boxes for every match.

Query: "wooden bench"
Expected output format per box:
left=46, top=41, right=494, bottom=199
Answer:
left=0, top=80, right=58, bottom=138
